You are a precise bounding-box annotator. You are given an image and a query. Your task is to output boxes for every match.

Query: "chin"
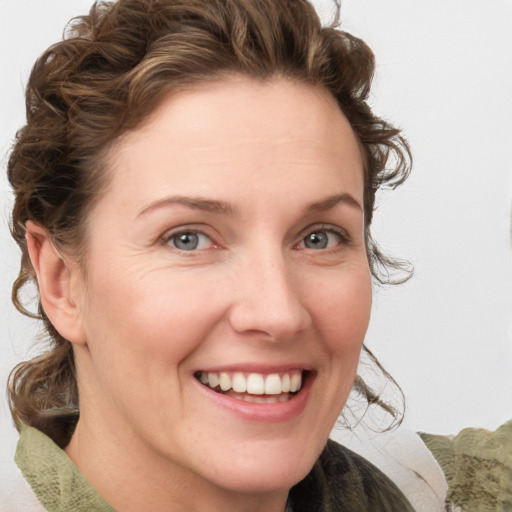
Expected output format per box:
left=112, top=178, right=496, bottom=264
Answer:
left=199, top=440, right=320, bottom=494
left=215, top=466, right=311, bottom=495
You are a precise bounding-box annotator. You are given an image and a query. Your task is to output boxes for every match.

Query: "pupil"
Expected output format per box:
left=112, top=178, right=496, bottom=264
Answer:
left=175, top=232, right=198, bottom=250
left=305, top=232, right=327, bottom=249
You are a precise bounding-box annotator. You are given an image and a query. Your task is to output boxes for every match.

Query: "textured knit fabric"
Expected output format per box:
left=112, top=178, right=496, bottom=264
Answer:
left=289, top=439, right=415, bottom=511
left=15, top=424, right=413, bottom=511
left=420, top=421, right=512, bottom=512
left=15, top=423, right=115, bottom=512
left=333, top=424, right=449, bottom=511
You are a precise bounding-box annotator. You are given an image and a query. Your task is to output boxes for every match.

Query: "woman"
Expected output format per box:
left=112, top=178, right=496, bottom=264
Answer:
left=7, top=0, right=414, bottom=510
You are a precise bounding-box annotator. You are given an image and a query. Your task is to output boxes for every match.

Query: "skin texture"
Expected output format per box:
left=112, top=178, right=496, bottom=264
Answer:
left=26, top=76, right=372, bottom=512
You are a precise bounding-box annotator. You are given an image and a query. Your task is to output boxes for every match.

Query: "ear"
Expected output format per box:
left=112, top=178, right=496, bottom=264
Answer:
left=25, top=221, right=87, bottom=345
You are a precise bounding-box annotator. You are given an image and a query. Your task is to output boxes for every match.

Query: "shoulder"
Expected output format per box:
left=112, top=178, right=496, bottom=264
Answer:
left=334, top=423, right=449, bottom=511
left=1, top=420, right=46, bottom=511
left=1, top=454, right=46, bottom=512
left=289, top=439, right=415, bottom=512
left=14, top=423, right=114, bottom=512
left=420, top=420, right=512, bottom=512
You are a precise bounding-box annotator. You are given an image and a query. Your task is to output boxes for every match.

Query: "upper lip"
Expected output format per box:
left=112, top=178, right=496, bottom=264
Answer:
left=192, top=363, right=315, bottom=374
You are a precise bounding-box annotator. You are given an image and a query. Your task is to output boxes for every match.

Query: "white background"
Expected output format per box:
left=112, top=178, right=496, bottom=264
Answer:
left=1, top=0, right=512, bottom=488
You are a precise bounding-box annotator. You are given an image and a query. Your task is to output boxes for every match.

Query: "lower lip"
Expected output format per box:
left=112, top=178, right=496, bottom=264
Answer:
left=194, top=374, right=314, bottom=423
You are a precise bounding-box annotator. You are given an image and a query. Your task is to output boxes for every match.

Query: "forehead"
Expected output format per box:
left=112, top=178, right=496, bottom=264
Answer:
left=100, top=76, right=364, bottom=214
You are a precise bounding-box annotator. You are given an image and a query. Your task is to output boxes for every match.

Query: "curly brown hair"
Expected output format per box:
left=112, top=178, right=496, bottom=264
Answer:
left=7, top=0, right=411, bottom=447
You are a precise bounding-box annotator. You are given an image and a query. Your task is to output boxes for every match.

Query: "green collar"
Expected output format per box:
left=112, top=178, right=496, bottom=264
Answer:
left=15, top=423, right=114, bottom=512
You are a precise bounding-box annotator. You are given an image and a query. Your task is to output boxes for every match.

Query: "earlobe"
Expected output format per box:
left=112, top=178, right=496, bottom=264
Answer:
left=25, top=221, right=86, bottom=345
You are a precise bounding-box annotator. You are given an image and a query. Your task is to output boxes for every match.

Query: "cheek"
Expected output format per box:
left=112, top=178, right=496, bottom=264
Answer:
left=81, top=264, right=227, bottom=365
left=301, top=267, right=372, bottom=440
left=309, top=267, right=372, bottom=356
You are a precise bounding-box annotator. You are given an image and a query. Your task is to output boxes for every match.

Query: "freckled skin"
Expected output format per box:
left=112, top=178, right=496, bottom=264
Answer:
left=63, top=76, right=372, bottom=512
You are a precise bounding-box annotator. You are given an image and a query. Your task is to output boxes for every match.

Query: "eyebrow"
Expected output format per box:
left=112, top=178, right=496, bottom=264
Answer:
left=306, top=193, right=363, bottom=213
left=137, top=195, right=237, bottom=218
left=137, top=192, right=362, bottom=219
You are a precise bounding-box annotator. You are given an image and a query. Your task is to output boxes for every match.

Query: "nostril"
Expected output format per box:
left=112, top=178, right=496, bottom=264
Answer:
left=228, top=303, right=311, bottom=341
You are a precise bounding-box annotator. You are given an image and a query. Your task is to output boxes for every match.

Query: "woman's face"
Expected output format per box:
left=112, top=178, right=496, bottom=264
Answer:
left=72, top=76, right=372, bottom=496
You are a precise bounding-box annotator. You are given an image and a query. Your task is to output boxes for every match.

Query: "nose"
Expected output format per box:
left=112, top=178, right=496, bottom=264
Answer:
left=227, top=250, right=312, bottom=342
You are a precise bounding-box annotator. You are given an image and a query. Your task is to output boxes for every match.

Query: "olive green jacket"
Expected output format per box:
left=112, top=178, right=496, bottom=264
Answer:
left=420, top=421, right=512, bottom=512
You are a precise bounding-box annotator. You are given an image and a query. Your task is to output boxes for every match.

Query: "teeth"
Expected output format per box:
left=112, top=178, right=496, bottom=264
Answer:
left=264, top=374, right=282, bottom=395
left=235, top=393, right=291, bottom=404
left=247, top=373, right=264, bottom=394
left=198, top=370, right=304, bottom=396
left=208, top=373, right=219, bottom=388
left=290, top=373, right=302, bottom=393
left=281, top=374, right=291, bottom=392
left=219, top=372, right=231, bottom=391
left=232, top=372, right=247, bottom=393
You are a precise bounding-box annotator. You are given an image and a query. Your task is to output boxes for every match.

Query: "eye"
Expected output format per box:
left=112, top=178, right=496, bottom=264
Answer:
left=299, top=228, right=345, bottom=250
left=165, top=231, right=214, bottom=251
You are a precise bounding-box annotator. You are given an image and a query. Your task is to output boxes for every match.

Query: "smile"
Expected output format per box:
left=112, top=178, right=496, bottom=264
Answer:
left=195, top=370, right=304, bottom=403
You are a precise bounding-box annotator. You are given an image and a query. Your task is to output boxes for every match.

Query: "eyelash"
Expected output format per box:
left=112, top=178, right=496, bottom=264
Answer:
left=160, top=224, right=351, bottom=253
